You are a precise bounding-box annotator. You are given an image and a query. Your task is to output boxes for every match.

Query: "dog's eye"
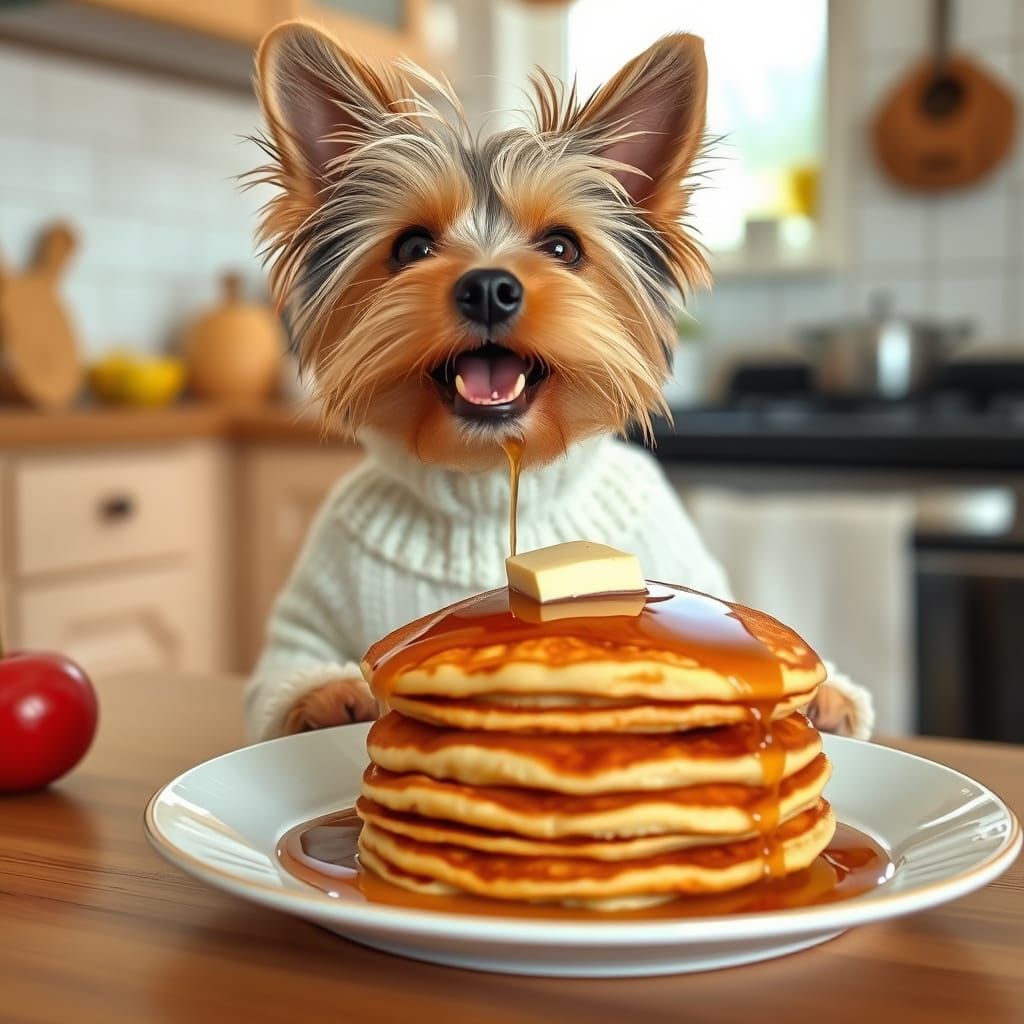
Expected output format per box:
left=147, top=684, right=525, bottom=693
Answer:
left=393, top=229, right=434, bottom=267
left=538, top=230, right=582, bottom=267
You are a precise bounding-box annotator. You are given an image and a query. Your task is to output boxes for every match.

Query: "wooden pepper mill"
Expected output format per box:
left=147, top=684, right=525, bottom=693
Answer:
left=0, top=223, right=84, bottom=409
left=183, top=273, right=284, bottom=404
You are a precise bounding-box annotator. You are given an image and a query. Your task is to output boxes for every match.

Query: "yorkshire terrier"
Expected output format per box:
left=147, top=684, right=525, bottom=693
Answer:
left=245, top=21, right=871, bottom=742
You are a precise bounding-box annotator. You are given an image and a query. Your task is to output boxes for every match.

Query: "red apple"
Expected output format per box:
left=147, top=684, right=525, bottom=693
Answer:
left=0, top=652, right=98, bottom=793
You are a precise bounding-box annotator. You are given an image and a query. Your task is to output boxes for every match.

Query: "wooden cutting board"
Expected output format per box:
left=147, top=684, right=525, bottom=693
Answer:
left=0, top=222, right=84, bottom=408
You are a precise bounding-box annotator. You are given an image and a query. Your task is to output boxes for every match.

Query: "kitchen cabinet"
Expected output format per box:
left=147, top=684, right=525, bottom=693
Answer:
left=77, top=0, right=431, bottom=52
left=274, top=0, right=430, bottom=62
left=0, top=408, right=360, bottom=681
left=12, top=448, right=201, bottom=576
left=1, top=437, right=232, bottom=680
left=17, top=564, right=211, bottom=677
left=0, top=0, right=433, bottom=93
left=237, top=443, right=362, bottom=669
left=78, top=0, right=278, bottom=43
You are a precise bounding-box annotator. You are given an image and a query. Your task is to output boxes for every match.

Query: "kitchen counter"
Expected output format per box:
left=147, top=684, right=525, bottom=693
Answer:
left=6, top=404, right=1019, bottom=469
left=0, top=403, right=353, bottom=449
left=1, top=672, right=1022, bottom=1023
left=652, top=408, right=1024, bottom=470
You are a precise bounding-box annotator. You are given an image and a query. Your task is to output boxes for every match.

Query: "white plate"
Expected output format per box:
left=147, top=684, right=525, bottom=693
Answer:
left=145, top=727, right=1020, bottom=978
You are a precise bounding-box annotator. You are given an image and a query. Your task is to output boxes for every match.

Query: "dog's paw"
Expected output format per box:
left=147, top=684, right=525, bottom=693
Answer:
left=804, top=681, right=863, bottom=737
left=283, top=679, right=378, bottom=735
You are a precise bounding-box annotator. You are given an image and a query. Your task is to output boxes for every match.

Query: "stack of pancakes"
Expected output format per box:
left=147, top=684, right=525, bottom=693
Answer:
left=356, top=583, right=834, bottom=908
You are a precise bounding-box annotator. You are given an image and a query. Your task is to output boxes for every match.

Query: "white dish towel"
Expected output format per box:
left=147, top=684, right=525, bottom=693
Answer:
left=684, top=488, right=916, bottom=734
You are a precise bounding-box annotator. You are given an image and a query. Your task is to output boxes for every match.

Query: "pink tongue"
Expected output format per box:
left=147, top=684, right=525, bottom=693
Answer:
left=454, top=350, right=529, bottom=403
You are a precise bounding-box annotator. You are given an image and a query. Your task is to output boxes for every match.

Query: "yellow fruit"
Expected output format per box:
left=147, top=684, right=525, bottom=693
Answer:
left=88, top=352, right=135, bottom=403
left=89, top=354, right=185, bottom=407
left=121, top=359, right=186, bottom=407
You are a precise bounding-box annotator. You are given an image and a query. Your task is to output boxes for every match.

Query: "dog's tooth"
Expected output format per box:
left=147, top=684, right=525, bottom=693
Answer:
left=512, top=373, right=526, bottom=399
left=455, top=374, right=468, bottom=399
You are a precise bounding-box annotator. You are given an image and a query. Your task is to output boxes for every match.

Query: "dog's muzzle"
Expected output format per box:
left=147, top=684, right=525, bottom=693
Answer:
left=431, top=343, right=549, bottom=423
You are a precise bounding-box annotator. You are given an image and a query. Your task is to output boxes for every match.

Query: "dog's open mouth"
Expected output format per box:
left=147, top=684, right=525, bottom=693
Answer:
left=430, top=343, right=549, bottom=422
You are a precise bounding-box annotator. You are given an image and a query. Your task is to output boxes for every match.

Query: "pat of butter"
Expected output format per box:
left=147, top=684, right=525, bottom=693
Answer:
left=509, top=589, right=647, bottom=623
left=505, top=541, right=645, bottom=604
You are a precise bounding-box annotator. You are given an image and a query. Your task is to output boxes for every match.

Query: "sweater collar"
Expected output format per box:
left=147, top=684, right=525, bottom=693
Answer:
left=357, top=430, right=609, bottom=519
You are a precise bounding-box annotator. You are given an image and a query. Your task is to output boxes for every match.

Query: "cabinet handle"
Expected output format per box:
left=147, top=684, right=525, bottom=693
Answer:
left=99, top=495, right=135, bottom=521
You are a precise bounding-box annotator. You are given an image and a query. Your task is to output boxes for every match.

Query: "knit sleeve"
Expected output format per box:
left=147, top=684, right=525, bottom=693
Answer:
left=244, top=491, right=366, bottom=743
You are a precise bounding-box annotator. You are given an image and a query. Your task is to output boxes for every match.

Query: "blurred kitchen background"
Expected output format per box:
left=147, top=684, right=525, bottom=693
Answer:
left=2, top=0, right=1022, bottom=742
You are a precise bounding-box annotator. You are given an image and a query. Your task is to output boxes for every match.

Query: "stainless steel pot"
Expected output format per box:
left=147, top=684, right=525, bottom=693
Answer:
left=799, top=297, right=971, bottom=399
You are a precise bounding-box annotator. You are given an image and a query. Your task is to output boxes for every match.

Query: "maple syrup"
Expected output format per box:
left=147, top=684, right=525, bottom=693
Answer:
left=500, top=435, right=525, bottom=557
left=276, top=811, right=895, bottom=919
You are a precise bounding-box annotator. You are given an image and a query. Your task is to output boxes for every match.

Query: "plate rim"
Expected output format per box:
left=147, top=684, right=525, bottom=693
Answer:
left=144, top=731, right=1022, bottom=945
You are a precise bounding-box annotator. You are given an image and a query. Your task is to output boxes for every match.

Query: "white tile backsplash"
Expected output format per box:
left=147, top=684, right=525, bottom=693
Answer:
left=935, top=183, right=1012, bottom=270
left=934, top=273, right=1009, bottom=344
left=855, top=196, right=933, bottom=268
left=0, top=197, right=51, bottom=266
left=859, top=0, right=930, bottom=59
left=0, top=133, right=43, bottom=194
left=850, top=273, right=932, bottom=321
left=777, top=279, right=848, bottom=341
left=0, top=48, right=40, bottom=126
left=1006, top=44, right=1024, bottom=185
left=38, top=59, right=147, bottom=142
left=76, top=210, right=147, bottom=271
left=856, top=54, right=913, bottom=120
left=698, top=281, right=784, bottom=348
left=0, top=42, right=263, bottom=357
left=953, top=0, right=1017, bottom=47
left=62, top=268, right=110, bottom=350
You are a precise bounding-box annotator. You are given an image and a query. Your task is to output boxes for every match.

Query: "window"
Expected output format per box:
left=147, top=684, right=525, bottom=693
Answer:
left=567, top=0, right=829, bottom=262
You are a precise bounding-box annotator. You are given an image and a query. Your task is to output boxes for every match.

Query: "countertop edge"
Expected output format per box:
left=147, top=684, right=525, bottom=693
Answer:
left=0, top=404, right=353, bottom=449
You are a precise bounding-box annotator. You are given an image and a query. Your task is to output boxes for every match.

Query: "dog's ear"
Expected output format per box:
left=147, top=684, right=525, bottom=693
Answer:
left=256, top=21, right=410, bottom=208
left=574, top=34, right=707, bottom=216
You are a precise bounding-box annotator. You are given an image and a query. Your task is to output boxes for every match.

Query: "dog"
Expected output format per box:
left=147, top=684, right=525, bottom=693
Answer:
left=244, top=21, right=872, bottom=743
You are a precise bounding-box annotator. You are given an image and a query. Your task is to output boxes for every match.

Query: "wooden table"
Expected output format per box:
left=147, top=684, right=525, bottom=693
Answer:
left=1, top=673, right=1021, bottom=1024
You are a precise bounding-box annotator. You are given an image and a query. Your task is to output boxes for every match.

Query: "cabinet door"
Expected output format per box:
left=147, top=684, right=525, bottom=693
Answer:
left=274, top=0, right=429, bottom=63
left=14, top=448, right=199, bottom=577
left=16, top=564, right=211, bottom=679
left=237, top=445, right=362, bottom=669
left=81, top=0, right=278, bottom=43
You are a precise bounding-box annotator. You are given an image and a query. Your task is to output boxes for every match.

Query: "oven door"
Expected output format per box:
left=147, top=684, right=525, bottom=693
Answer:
left=916, top=545, right=1024, bottom=742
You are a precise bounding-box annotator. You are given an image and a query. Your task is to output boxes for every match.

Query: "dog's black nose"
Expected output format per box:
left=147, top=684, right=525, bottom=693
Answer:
left=454, top=268, right=522, bottom=327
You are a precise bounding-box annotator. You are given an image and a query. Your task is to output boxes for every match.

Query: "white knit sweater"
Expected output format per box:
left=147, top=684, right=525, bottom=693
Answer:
left=245, top=432, right=873, bottom=741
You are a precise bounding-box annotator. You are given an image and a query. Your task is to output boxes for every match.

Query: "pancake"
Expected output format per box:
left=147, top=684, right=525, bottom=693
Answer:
left=375, top=641, right=821, bottom=703
left=358, top=801, right=836, bottom=903
left=367, top=710, right=820, bottom=794
left=387, top=688, right=816, bottom=733
left=355, top=758, right=829, bottom=856
left=363, top=583, right=826, bottom=705
left=356, top=797, right=729, bottom=858
left=361, top=754, right=831, bottom=839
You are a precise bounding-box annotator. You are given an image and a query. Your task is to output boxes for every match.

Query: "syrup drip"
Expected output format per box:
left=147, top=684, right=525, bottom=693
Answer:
left=276, top=811, right=895, bottom=920
left=750, top=702, right=787, bottom=878
left=363, top=583, right=812, bottom=878
left=500, top=435, right=524, bottom=557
